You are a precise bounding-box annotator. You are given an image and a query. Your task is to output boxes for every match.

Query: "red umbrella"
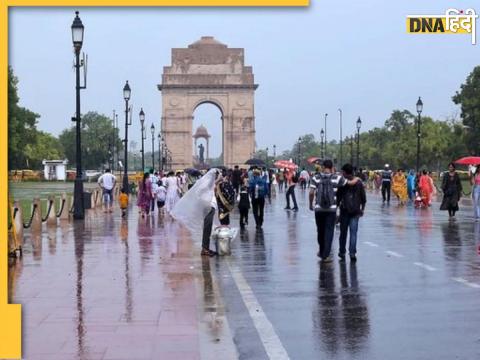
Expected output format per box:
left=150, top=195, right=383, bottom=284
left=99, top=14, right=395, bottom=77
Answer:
left=454, top=156, right=480, bottom=165
left=307, top=156, right=322, bottom=164
left=274, top=160, right=298, bottom=170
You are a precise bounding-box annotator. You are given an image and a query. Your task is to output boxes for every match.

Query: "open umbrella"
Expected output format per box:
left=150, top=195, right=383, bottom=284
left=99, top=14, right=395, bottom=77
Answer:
left=184, top=168, right=201, bottom=177
left=245, top=158, right=265, bottom=166
left=454, top=156, right=480, bottom=165
left=274, top=160, right=298, bottom=171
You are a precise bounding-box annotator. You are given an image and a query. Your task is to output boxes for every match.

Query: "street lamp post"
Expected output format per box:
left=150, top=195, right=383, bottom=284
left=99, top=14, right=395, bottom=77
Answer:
left=265, top=147, right=269, bottom=167
left=158, top=131, right=163, bottom=171
left=273, top=144, right=276, bottom=159
left=324, top=113, right=328, bottom=158
left=297, top=137, right=302, bottom=166
left=350, top=136, right=354, bottom=165
left=338, top=108, right=343, bottom=166
left=320, top=128, right=325, bottom=159
left=416, top=97, right=423, bottom=172
left=112, top=110, right=116, bottom=172
left=115, top=113, right=119, bottom=175
left=122, top=81, right=132, bottom=194
left=71, top=11, right=86, bottom=220
left=150, top=123, right=155, bottom=170
left=356, top=116, right=362, bottom=169
left=139, top=108, right=145, bottom=172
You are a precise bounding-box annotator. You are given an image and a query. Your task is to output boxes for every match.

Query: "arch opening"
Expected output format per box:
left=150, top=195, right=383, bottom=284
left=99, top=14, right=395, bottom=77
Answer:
left=192, top=102, right=223, bottom=167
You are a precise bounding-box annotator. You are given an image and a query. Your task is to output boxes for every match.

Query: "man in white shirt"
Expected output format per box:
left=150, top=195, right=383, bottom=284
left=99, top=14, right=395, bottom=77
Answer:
left=97, top=169, right=116, bottom=213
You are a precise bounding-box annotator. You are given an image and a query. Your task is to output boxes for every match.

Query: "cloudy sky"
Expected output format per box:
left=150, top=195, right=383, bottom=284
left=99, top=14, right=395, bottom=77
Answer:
left=9, top=1, right=480, bottom=157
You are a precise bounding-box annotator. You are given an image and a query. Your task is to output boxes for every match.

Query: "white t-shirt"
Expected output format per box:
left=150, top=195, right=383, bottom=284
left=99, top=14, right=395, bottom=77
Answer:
left=156, top=186, right=167, bottom=202
left=98, top=173, right=116, bottom=190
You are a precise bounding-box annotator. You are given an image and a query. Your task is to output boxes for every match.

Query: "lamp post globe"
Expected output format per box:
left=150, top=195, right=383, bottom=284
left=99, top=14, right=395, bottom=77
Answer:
left=71, top=11, right=85, bottom=220
left=71, top=11, right=84, bottom=52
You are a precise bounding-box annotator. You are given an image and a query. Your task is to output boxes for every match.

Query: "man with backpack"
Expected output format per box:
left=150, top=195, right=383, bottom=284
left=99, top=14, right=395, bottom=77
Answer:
left=249, top=169, right=267, bottom=229
left=336, top=163, right=366, bottom=262
left=309, top=160, right=359, bottom=262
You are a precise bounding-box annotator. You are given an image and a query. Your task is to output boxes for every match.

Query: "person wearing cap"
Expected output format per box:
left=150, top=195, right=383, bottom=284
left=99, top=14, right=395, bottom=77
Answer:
left=381, top=164, right=393, bottom=203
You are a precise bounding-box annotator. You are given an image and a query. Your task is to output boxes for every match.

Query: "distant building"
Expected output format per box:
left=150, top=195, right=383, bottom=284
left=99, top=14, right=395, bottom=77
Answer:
left=42, top=159, right=68, bottom=181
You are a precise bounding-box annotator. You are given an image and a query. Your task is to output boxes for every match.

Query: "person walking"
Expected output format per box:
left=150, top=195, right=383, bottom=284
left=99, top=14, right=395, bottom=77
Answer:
left=136, top=172, right=152, bottom=217
left=249, top=169, right=267, bottom=229
left=148, top=169, right=158, bottom=212
left=440, top=163, right=463, bottom=219
left=97, top=169, right=116, bottom=213
left=309, top=160, right=358, bottom=262
left=392, top=169, right=408, bottom=205
left=231, top=165, right=242, bottom=195
left=407, top=170, right=416, bottom=201
left=299, top=167, right=310, bottom=190
left=471, top=165, right=480, bottom=221
left=165, top=171, right=180, bottom=214
left=285, top=168, right=299, bottom=211
left=336, top=163, right=366, bottom=262
left=238, top=185, right=250, bottom=228
left=419, top=170, right=433, bottom=207
left=381, top=164, right=392, bottom=203
left=118, top=188, right=129, bottom=218
left=277, top=170, right=285, bottom=192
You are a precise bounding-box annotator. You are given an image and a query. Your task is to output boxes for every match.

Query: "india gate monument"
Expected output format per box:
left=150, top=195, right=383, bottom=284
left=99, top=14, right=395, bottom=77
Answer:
left=158, top=36, right=258, bottom=169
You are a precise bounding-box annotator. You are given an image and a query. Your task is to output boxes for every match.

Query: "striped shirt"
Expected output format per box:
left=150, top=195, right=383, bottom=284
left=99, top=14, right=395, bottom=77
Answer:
left=310, top=172, right=347, bottom=212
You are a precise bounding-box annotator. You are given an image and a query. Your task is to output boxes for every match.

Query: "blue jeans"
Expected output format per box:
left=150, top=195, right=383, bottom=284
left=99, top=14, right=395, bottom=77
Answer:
left=473, top=185, right=480, bottom=219
left=338, top=212, right=360, bottom=256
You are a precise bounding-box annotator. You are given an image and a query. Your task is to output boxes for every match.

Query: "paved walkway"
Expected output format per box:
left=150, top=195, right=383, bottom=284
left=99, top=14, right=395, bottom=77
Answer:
left=8, top=188, right=480, bottom=359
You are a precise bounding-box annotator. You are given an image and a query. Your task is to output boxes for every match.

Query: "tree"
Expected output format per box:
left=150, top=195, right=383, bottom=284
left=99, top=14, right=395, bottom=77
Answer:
left=453, top=66, right=480, bottom=155
left=24, top=131, right=65, bottom=169
left=8, top=66, right=40, bottom=169
left=59, top=111, right=123, bottom=170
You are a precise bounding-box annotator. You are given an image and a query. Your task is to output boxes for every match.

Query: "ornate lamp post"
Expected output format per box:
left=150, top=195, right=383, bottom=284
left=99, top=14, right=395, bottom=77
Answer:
left=139, top=108, right=146, bottom=172
left=265, top=147, right=269, bottom=167
left=158, top=133, right=162, bottom=172
left=338, top=108, right=343, bottom=166
left=273, top=144, right=276, bottom=159
left=324, top=113, right=328, bottom=158
left=416, top=97, right=423, bottom=172
left=320, top=128, right=325, bottom=159
left=71, top=11, right=86, bottom=220
left=297, top=137, right=302, bottom=166
left=356, top=116, right=362, bottom=169
left=122, top=81, right=132, bottom=194
left=112, top=110, right=116, bottom=172
left=150, top=123, right=155, bottom=170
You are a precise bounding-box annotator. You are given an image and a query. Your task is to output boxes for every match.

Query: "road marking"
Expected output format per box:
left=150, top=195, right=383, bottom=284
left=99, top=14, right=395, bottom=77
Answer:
left=413, top=262, right=437, bottom=271
left=452, top=277, right=480, bottom=289
left=227, top=260, right=290, bottom=360
left=364, top=241, right=379, bottom=247
left=385, top=250, right=404, bottom=258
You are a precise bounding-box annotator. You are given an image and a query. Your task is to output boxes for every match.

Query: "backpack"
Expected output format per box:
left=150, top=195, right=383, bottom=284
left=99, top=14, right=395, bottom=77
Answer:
left=315, top=174, right=335, bottom=210
left=253, top=178, right=266, bottom=198
left=342, top=185, right=360, bottom=215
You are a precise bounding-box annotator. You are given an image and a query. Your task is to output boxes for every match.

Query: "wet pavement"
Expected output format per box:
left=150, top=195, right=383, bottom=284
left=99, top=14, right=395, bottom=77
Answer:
left=8, top=188, right=480, bottom=359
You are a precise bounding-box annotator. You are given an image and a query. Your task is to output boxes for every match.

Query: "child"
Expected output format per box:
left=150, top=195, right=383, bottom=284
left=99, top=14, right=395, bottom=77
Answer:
left=238, top=185, right=250, bottom=228
left=156, top=180, right=167, bottom=214
left=118, top=188, right=129, bottom=217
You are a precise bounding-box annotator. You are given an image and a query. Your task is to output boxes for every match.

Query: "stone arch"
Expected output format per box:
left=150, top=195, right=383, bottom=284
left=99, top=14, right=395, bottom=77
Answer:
left=158, top=36, right=258, bottom=169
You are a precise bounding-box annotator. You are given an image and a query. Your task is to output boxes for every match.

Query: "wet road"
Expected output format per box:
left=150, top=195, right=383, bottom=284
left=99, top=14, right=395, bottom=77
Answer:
left=9, top=188, right=480, bottom=359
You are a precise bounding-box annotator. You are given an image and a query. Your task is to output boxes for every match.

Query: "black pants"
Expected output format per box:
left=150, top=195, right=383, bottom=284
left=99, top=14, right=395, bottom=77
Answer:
left=202, top=207, right=215, bottom=250
left=381, top=181, right=391, bottom=202
left=314, top=212, right=337, bottom=259
left=239, top=208, right=249, bottom=226
left=286, top=185, right=298, bottom=209
left=252, top=197, right=265, bottom=227
left=151, top=198, right=155, bottom=212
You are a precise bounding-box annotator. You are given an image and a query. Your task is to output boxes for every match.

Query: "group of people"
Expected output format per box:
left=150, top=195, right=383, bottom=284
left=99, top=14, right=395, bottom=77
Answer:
left=95, top=157, right=480, bottom=261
